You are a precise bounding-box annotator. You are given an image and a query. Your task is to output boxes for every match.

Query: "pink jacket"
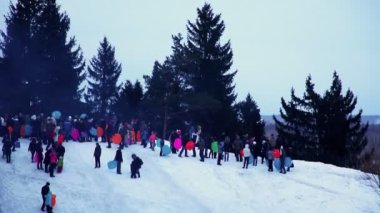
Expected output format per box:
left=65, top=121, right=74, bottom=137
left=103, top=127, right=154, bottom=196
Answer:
left=50, top=152, right=57, bottom=164
left=149, top=134, right=156, bottom=142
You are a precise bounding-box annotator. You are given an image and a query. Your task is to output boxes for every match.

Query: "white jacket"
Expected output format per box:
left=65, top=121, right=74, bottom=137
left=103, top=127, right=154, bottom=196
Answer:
left=243, top=145, right=251, bottom=157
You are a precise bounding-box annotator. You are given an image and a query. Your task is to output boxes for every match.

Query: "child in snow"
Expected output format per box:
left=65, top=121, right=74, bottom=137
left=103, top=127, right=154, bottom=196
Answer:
left=149, top=131, right=156, bottom=151
left=57, top=156, right=63, bottom=173
left=217, top=140, right=224, bottom=166
left=114, top=147, right=123, bottom=174
left=37, top=141, right=44, bottom=170
left=28, top=138, right=37, bottom=163
left=49, top=149, right=58, bottom=177
left=280, top=145, right=287, bottom=174
left=267, top=148, right=274, bottom=172
left=94, top=142, right=101, bottom=168
left=130, top=154, right=143, bottom=178
left=223, top=135, right=230, bottom=162
left=242, top=144, right=251, bottom=169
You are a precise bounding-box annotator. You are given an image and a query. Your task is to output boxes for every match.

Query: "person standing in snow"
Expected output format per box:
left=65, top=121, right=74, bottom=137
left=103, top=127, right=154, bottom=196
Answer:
left=251, top=140, right=260, bottom=166
left=267, top=148, right=274, bottom=172
left=233, top=135, right=243, bottom=162
left=56, top=143, right=65, bottom=159
left=198, top=136, right=206, bottom=162
left=217, top=140, right=224, bottom=166
left=28, top=138, right=37, bottom=163
left=49, top=148, right=58, bottom=177
left=242, top=144, right=251, bottom=169
left=114, top=147, right=123, bottom=174
left=37, top=141, right=44, bottom=170
left=41, top=182, right=50, bottom=211
left=280, top=145, right=287, bottom=174
left=261, top=140, right=269, bottom=164
left=223, top=135, right=230, bottom=162
left=44, top=149, right=51, bottom=173
left=3, top=137, right=12, bottom=163
left=94, top=142, right=101, bottom=168
left=130, top=154, right=143, bottom=178
left=149, top=131, right=157, bottom=151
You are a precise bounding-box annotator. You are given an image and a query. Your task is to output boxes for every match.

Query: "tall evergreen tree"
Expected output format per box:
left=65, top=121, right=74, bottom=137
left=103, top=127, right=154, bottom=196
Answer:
left=115, top=80, right=143, bottom=120
left=275, top=72, right=368, bottom=168
left=85, top=37, right=121, bottom=116
left=32, top=0, right=85, bottom=112
left=274, top=76, right=320, bottom=161
left=0, top=0, right=85, bottom=114
left=0, top=0, right=41, bottom=113
left=185, top=3, right=237, bottom=135
left=236, top=93, right=265, bottom=142
left=319, top=72, right=368, bottom=167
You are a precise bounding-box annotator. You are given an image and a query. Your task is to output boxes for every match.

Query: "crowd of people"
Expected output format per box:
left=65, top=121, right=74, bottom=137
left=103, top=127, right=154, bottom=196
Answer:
left=1, top=112, right=294, bottom=212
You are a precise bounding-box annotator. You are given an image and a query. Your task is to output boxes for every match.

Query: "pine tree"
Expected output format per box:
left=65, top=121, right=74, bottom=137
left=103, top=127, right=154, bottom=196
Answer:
left=115, top=80, right=143, bottom=120
left=236, top=94, right=265, bottom=142
left=274, top=79, right=320, bottom=161
left=319, top=72, right=368, bottom=167
left=0, top=0, right=85, bottom=114
left=86, top=37, right=121, bottom=116
left=32, top=0, right=85, bottom=112
left=185, top=3, right=237, bottom=135
left=275, top=72, right=368, bottom=168
left=0, top=0, right=41, bottom=113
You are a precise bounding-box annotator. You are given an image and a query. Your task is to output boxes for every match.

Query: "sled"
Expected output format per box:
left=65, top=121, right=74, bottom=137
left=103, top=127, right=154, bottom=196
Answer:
left=111, top=134, right=122, bottom=144
left=90, top=127, right=97, bottom=137
left=52, top=194, right=56, bottom=207
left=273, top=149, right=280, bottom=158
left=162, top=145, right=171, bottom=156
left=107, top=160, right=117, bottom=169
left=174, top=138, right=182, bottom=150
left=186, top=141, right=195, bottom=150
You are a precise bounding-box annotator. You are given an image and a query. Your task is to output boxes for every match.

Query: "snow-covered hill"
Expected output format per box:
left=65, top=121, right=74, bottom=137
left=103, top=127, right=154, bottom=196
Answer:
left=0, top=139, right=379, bottom=213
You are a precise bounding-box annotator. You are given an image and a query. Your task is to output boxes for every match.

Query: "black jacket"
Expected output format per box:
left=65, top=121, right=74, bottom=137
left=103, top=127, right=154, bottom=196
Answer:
left=56, top=145, right=65, bottom=157
left=28, top=141, right=36, bottom=153
left=114, top=150, right=123, bottom=162
left=131, top=157, right=143, bottom=170
left=41, top=185, right=50, bottom=196
left=94, top=145, right=101, bottom=157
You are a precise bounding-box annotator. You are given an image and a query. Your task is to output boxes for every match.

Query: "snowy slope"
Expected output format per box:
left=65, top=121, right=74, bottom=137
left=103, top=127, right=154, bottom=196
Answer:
left=0, top=139, right=379, bottom=213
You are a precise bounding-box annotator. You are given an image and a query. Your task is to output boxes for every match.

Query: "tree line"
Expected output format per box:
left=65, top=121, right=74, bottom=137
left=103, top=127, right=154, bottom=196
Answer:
left=0, top=0, right=368, bottom=168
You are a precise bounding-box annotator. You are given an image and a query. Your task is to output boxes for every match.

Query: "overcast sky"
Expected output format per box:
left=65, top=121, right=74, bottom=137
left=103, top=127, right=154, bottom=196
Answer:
left=1, top=0, right=379, bottom=115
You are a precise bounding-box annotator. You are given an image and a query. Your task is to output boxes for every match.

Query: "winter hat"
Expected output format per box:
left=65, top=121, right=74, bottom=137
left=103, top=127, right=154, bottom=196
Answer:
left=245, top=144, right=249, bottom=148
left=253, top=141, right=257, bottom=145
left=131, top=154, right=136, bottom=158
left=31, top=115, right=37, bottom=120
left=262, top=140, right=266, bottom=144
left=46, top=182, right=50, bottom=186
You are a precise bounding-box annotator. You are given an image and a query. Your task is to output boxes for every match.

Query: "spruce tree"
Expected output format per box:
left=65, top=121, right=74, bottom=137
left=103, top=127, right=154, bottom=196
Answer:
left=0, top=0, right=85, bottom=113
left=0, top=0, right=41, bottom=113
left=275, top=72, right=368, bottom=168
left=319, top=72, right=368, bottom=167
left=115, top=80, right=143, bottom=120
left=32, top=0, right=85, bottom=112
left=185, top=3, right=237, bottom=135
left=86, top=37, right=121, bottom=116
left=236, top=94, right=265, bottom=142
